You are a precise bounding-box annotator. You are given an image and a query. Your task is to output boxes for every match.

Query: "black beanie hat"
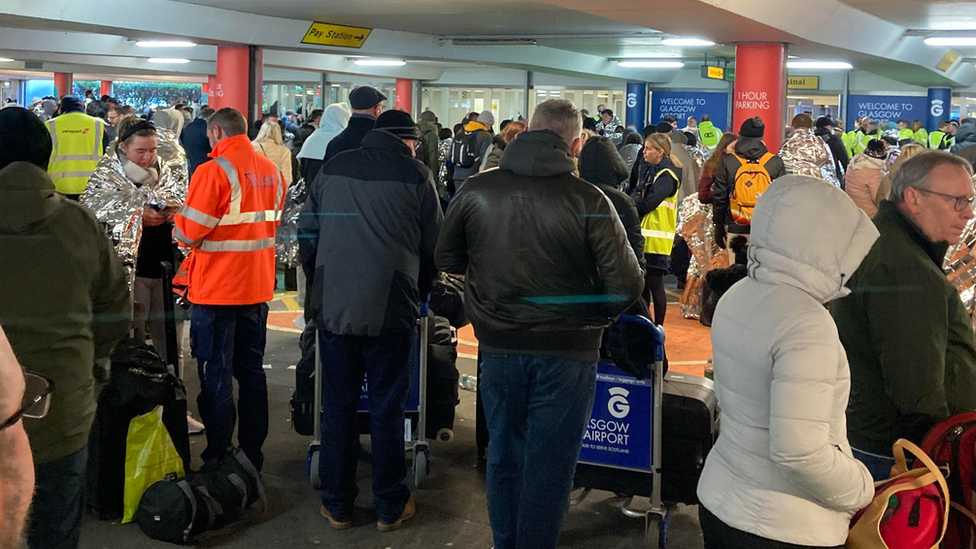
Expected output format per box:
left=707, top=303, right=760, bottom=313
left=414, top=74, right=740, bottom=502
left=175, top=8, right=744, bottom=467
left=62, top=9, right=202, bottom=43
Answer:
left=864, top=139, right=888, bottom=159
left=0, top=107, right=53, bottom=172
left=374, top=109, right=419, bottom=139
left=740, top=116, right=765, bottom=138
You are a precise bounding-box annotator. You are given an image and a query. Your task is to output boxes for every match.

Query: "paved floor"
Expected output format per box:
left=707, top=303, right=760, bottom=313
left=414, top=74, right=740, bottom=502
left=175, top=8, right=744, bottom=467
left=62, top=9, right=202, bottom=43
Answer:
left=80, top=293, right=707, bottom=549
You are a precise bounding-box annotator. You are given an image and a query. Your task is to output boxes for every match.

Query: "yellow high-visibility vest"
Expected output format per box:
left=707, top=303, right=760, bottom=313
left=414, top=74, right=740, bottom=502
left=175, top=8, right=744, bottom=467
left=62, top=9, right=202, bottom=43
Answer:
left=640, top=168, right=680, bottom=256
left=45, top=112, right=104, bottom=195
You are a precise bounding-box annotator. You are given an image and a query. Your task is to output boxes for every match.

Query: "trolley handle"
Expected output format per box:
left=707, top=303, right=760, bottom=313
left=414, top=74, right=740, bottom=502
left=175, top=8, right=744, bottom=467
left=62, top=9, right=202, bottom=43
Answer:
left=615, top=315, right=666, bottom=363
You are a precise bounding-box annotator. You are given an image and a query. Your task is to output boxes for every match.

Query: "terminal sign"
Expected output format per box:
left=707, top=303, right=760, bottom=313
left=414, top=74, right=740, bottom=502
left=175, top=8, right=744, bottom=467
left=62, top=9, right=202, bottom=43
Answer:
left=787, top=76, right=820, bottom=90
left=701, top=66, right=725, bottom=81
left=302, top=21, right=372, bottom=48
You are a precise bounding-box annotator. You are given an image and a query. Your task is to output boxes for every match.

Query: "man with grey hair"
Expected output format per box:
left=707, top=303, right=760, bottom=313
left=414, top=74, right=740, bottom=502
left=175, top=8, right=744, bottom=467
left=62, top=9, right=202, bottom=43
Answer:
left=436, top=99, right=643, bottom=549
left=832, top=151, right=976, bottom=481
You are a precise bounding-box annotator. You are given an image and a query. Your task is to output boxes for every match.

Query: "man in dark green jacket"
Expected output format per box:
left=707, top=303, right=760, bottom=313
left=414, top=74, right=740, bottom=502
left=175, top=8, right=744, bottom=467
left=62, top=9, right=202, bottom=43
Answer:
left=831, top=151, right=976, bottom=482
left=0, top=107, right=130, bottom=549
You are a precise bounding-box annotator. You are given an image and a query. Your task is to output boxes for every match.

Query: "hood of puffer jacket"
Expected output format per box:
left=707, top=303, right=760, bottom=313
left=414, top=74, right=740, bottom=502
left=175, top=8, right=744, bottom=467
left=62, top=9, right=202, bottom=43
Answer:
left=848, top=152, right=888, bottom=172
left=748, top=174, right=879, bottom=303
left=0, top=162, right=62, bottom=234
left=498, top=129, right=577, bottom=178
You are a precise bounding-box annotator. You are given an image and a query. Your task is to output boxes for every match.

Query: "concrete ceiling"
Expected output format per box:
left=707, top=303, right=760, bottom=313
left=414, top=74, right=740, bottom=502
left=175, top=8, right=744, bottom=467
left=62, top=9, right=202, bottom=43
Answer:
left=841, top=0, right=976, bottom=30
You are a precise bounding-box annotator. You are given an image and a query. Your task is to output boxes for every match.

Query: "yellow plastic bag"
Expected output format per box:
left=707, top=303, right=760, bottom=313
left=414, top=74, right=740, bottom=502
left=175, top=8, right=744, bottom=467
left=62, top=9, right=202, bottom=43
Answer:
left=122, top=406, right=185, bottom=523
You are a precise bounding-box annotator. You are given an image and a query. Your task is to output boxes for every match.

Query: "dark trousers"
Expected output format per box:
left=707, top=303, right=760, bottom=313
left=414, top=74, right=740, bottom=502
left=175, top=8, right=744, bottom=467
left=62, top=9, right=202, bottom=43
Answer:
left=319, top=328, right=413, bottom=524
left=670, top=236, right=691, bottom=285
left=480, top=352, right=597, bottom=549
left=852, top=446, right=896, bottom=482
left=28, top=447, right=88, bottom=549
left=642, top=265, right=668, bottom=326
left=191, top=303, right=270, bottom=471
left=700, top=506, right=843, bottom=549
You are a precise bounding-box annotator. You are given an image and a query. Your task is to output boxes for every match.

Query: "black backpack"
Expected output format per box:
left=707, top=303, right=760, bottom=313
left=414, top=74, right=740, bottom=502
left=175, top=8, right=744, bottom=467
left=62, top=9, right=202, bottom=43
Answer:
left=451, top=129, right=480, bottom=169
left=137, top=448, right=266, bottom=544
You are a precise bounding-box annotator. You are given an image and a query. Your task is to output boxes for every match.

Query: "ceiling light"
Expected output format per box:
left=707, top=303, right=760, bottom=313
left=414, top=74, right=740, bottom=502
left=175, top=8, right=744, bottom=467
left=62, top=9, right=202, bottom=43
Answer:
left=331, top=84, right=341, bottom=87
left=787, top=61, right=853, bottom=70
left=0, top=57, right=13, bottom=62
left=453, top=39, right=536, bottom=46
left=924, top=37, right=976, bottom=47
left=147, top=58, right=191, bottom=64
left=661, top=38, right=715, bottom=47
left=353, top=59, right=406, bottom=67
left=617, top=60, right=685, bottom=68
left=136, top=40, right=197, bottom=48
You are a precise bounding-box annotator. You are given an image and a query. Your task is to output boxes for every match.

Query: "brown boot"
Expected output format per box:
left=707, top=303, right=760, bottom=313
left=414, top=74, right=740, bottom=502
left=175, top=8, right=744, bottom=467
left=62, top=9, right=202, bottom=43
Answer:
left=320, top=505, right=353, bottom=530
left=377, top=498, right=415, bottom=532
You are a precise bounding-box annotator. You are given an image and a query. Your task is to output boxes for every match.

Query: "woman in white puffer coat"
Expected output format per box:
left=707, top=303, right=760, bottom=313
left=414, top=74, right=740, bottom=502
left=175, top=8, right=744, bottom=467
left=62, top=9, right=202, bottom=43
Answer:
left=697, top=175, right=878, bottom=549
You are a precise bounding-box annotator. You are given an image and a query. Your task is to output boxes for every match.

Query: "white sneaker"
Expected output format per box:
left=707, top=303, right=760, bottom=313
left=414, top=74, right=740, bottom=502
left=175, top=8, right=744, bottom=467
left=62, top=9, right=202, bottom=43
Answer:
left=187, top=414, right=206, bottom=435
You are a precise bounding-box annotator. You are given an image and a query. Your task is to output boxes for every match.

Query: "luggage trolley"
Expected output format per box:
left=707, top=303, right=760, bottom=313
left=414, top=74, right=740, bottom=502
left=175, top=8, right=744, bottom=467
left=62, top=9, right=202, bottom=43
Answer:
left=308, top=303, right=431, bottom=489
left=573, top=316, right=670, bottom=548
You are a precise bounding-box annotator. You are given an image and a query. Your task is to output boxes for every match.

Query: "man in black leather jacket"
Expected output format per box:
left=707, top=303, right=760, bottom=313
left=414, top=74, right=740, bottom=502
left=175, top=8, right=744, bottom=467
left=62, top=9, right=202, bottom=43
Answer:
left=436, top=99, right=643, bottom=549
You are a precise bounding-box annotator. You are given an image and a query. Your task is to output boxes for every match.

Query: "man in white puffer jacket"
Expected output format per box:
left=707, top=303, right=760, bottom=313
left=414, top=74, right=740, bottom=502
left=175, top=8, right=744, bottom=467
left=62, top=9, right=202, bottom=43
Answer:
left=697, top=175, right=878, bottom=549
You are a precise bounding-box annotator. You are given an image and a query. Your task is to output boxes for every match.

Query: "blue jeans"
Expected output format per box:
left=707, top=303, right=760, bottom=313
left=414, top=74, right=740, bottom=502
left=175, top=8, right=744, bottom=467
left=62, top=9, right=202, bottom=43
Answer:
left=28, top=447, right=88, bottom=549
left=852, top=447, right=896, bottom=483
left=319, top=329, right=412, bottom=523
left=480, top=353, right=598, bottom=549
left=192, top=303, right=270, bottom=471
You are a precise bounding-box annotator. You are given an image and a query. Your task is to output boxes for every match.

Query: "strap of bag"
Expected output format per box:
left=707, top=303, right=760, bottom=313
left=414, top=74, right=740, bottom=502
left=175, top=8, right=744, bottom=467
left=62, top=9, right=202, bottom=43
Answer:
left=227, top=473, right=249, bottom=508
left=232, top=450, right=268, bottom=515
left=890, top=438, right=951, bottom=548
left=197, top=486, right=225, bottom=518
left=176, top=480, right=198, bottom=544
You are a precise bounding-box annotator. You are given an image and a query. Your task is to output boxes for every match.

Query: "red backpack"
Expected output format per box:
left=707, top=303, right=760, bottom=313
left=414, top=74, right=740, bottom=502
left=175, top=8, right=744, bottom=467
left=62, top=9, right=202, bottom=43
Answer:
left=915, top=412, right=976, bottom=548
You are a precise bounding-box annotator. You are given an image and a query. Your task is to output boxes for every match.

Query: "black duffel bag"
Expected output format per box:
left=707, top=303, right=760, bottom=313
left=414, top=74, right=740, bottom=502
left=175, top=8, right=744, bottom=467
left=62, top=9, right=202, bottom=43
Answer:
left=137, top=448, right=267, bottom=544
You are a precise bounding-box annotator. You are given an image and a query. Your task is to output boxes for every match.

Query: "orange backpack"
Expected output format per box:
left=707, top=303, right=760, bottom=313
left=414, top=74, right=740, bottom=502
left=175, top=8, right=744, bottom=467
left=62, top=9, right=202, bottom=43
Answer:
left=729, top=152, right=774, bottom=226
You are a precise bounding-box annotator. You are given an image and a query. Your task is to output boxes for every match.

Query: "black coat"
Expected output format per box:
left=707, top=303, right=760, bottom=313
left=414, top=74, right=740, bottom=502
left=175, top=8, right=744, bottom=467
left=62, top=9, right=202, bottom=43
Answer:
left=180, top=117, right=212, bottom=176
left=815, top=127, right=850, bottom=182
left=322, top=115, right=375, bottom=165
left=435, top=130, right=644, bottom=358
left=299, top=129, right=442, bottom=336
left=712, top=137, right=786, bottom=235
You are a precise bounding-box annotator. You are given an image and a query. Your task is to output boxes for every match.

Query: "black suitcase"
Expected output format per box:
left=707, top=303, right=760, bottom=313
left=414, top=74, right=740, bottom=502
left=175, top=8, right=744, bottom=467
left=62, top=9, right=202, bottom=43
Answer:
left=661, top=371, right=719, bottom=505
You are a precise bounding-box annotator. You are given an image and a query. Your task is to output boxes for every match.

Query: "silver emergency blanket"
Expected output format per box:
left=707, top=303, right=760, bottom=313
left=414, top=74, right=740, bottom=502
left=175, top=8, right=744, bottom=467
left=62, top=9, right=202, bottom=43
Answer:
left=276, top=176, right=306, bottom=267
left=779, top=128, right=841, bottom=188
left=81, top=127, right=188, bottom=267
left=686, top=143, right=711, bottom=169
left=945, top=216, right=976, bottom=321
left=676, top=193, right=717, bottom=319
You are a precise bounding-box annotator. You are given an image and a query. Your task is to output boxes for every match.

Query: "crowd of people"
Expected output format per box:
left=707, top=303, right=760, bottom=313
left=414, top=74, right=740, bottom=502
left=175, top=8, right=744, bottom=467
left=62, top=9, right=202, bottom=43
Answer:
left=2, top=81, right=976, bottom=549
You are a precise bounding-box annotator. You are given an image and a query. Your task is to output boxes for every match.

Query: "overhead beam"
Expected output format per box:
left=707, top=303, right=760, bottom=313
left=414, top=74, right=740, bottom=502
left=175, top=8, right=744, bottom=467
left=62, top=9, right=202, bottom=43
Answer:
left=0, top=0, right=679, bottom=82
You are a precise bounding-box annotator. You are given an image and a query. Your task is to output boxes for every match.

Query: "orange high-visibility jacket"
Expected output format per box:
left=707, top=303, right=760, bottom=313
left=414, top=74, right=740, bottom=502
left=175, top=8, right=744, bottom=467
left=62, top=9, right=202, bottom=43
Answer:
left=174, top=134, right=285, bottom=306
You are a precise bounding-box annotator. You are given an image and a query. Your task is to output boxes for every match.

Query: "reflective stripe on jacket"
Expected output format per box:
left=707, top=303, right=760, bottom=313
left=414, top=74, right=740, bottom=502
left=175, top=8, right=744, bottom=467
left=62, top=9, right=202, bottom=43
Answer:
left=46, top=112, right=104, bottom=195
left=174, top=134, right=285, bottom=305
left=641, top=168, right=679, bottom=255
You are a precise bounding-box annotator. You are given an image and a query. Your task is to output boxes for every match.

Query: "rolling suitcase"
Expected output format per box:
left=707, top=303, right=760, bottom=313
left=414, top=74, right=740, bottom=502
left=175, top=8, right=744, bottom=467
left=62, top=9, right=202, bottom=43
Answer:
left=661, top=372, right=719, bottom=505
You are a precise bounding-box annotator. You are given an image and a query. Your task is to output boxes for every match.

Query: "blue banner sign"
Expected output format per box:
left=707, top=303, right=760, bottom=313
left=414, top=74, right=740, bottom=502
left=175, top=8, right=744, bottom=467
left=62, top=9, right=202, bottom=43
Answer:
left=578, top=362, right=654, bottom=471
left=927, top=88, right=953, bottom=131
left=846, top=95, right=928, bottom=125
left=650, top=91, right=729, bottom=132
left=625, top=82, right=648, bottom=129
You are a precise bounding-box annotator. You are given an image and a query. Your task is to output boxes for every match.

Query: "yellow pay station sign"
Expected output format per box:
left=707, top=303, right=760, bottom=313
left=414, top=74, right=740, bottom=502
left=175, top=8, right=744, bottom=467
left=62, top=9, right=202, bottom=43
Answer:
left=302, top=22, right=372, bottom=48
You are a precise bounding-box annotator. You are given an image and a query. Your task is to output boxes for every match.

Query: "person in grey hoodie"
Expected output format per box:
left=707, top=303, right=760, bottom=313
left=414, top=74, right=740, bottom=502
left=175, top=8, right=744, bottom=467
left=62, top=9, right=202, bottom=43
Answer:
left=450, top=110, right=493, bottom=191
left=951, top=122, right=976, bottom=158
left=436, top=99, right=642, bottom=549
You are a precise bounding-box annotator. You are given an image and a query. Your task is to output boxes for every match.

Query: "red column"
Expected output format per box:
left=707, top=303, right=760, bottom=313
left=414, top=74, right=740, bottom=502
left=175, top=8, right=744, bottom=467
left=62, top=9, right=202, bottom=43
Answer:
left=53, top=72, right=72, bottom=98
left=99, top=80, right=112, bottom=97
left=396, top=78, right=413, bottom=114
left=215, top=47, right=250, bottom=116
left=732, top=43, right=787, bottom=152
left=205, top=75, right=217, bottom=106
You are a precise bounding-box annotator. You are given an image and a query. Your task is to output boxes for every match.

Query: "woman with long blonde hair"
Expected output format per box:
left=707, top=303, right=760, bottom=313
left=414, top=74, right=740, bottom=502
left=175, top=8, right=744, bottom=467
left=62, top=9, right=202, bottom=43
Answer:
left=253, top=121, right=293, bottom=186
left=631, top=132, right=683, bottom=325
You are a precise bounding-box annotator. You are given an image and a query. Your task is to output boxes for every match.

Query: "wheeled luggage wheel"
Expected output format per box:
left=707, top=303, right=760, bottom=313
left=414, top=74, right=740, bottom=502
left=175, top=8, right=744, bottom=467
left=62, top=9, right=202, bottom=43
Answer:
left=644, top=510, right=669, bottom=549
left=309, top=448, right=322, bottom=490
left=413, top=444, right=429, bottom=488
left=436, top=428, right=454, bottom=443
